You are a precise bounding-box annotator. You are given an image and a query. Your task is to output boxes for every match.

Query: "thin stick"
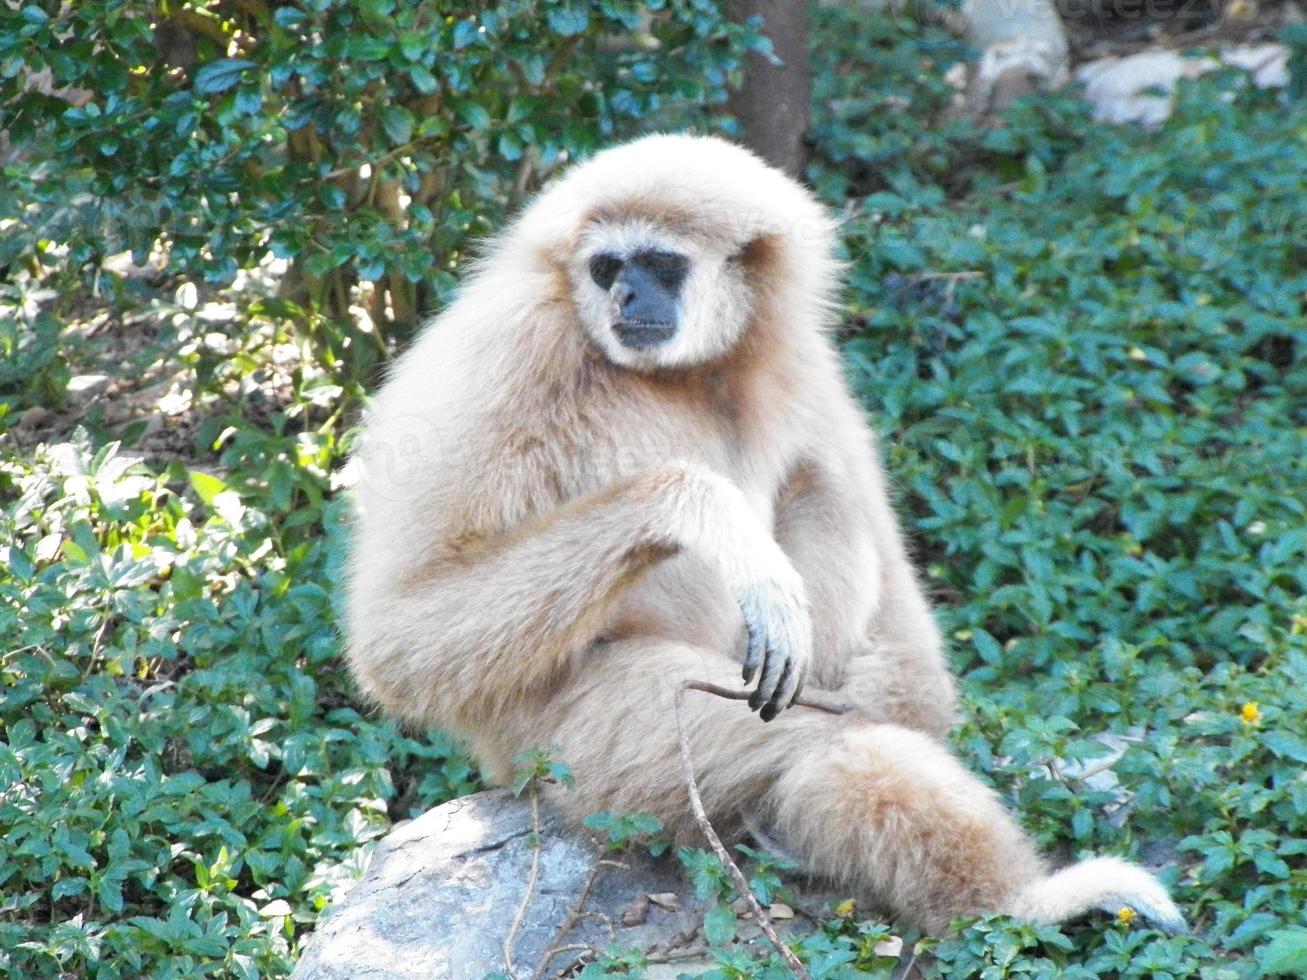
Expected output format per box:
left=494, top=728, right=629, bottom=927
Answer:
left=645, top=942, right=711, bottom=964
left=501, top=788, right=542, bottom=980
left=675, top=680, right=846, bottom=979
left=679, top=680, right=851, bottom=717
left=536, top=944, right=595, bottom=978
left=892, top=948, right=920, bottom=980
left=533, top=858, right=627, bottom=978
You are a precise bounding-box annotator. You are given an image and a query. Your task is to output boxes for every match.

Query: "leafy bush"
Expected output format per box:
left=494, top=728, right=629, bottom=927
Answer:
left=1, top=0, right=762, bottom=351
left=2, top=2, right=1305, bottom=978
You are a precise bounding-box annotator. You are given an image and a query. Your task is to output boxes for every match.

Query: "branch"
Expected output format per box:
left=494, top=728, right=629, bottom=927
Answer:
left=501, top=788, right=542, bottom=980
left=680, top=680, right=851, bottom=717
left=533, top=857, right=627, bottom=978
left=675, top=680, right=847, bottom=979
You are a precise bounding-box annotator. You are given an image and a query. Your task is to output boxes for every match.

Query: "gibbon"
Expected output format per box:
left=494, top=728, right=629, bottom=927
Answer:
left=345, top=134, right=1185, bottom=935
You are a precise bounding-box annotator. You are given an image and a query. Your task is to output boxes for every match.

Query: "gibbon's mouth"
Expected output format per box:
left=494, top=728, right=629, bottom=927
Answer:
left=613, top=319, right=676, bottom=349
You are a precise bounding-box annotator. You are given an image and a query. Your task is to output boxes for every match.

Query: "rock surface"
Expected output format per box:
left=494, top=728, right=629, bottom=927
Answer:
left=1076, top=44, right=1289, bottom=126
left=291, top=790, right=827, bottom=980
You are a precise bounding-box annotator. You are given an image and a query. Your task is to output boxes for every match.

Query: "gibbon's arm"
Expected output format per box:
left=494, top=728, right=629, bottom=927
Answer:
left=349, top=464, right=812, bottom=727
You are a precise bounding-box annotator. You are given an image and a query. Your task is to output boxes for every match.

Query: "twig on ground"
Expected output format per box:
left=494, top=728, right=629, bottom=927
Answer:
left=536, top=943, right=596, bottom=979
left=501, top=788, right=543, bottom=980
left=645, top=942, right=710, bottom=964
left=675, top=680, right=849, bottom=979
left=891, top=948, right=920, bottom=980
left=533, top=857, right=627, bottom=978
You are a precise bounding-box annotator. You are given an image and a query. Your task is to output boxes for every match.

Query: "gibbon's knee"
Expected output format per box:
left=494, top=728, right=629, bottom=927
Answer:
left=540, top=638, right=837, bottom=839
left=767, top=723, right=1045, bottom=932
left=840, top=648, right=960, bottom=737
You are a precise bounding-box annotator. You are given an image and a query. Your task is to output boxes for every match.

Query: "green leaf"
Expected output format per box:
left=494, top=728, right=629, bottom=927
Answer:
left=1259, top=929, right=1307, bottom=975
left=547, top=9, right=588, bottom=36
left=97, top=877, right=124, bottom=914
left=703, top=900, right=736, bottom=947
left=1262, top=731, right=1307, bottom=764
left=380, top=105, right=414, bottom=145
left=452, top=20, right=480, bottom=49
left=193, top=59, right=256, bottom=95
left=189, top=470, right=228, bottom=507
left=408, top=65, right=439, bottom=94
left=973, top=629, right=1003, bottom=665
left=52, top=877, right=87, bottom=901
left=454, top=100, right=491, bottom=130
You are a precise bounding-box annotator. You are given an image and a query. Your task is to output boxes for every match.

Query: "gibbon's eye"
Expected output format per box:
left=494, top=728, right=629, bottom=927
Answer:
left=634, top=249, right=691, bottom=288
left=589, top=254, right=622, bottom=290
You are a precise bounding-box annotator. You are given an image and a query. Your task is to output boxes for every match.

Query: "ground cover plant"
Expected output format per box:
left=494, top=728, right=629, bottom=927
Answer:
left=2, top=2, right=1305, bottom=977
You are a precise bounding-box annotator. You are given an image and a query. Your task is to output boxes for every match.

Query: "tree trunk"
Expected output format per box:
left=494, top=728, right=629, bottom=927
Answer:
left=727, top=1, right=812, bottom=178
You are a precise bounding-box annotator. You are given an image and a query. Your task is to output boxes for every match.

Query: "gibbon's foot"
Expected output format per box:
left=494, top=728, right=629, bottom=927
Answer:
left=1013, top=856, right=1188, bottom=936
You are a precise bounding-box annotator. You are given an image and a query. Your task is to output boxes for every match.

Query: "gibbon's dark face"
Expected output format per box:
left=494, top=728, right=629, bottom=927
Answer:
left=588, top=248, right=691, bottom=350
left=573, top=222, right=754, bottom=371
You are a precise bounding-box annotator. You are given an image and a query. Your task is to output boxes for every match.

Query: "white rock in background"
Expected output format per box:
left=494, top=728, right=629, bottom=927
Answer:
left=1076, top=44, right=1290, bottom=126
left=1220, top=43, right=1291, bottom=88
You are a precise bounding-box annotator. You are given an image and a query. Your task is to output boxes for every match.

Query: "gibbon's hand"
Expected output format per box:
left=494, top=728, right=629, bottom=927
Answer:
left=737, top=568, right=812, bottom=722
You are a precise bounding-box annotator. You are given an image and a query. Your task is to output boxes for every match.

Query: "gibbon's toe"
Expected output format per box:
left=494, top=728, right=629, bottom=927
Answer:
left=1013, top=856, right=1187, bottom=935
left=1094, top=890, right=1189, bottom=936
left=1091, top=858, right=1187, bottom=936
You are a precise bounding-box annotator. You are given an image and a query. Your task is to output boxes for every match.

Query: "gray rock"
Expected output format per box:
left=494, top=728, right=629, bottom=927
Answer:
left=291, top=789, right=826, bottom=980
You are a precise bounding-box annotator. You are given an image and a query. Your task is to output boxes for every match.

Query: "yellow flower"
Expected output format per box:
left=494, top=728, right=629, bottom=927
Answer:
left=834, top=898, right=857, bottom=919
left=1240, top=702, right=1262, bottom=726
left=1116, top=906, right=1137, bottom=926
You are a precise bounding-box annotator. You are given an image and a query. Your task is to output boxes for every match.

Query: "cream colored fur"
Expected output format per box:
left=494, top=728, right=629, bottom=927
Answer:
left=345, top=133, right=1185, bottom=935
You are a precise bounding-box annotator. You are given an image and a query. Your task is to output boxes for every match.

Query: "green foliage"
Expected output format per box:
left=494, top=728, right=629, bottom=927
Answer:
left=0, top=0, right=763, bottom=345
left=509, top=747, right=573, bottom=797
left=583, top=810, right=668, bottom=856
left=803, top=5, right=1307, bottom=977
left=574, top=946, right=648, bottom=977
left=0, top=429, right=476, bottom=977
left=678, top=844, right=799, bottom=959
left=2, top=1, right=1305, bottom=977
left=1259, top=928, right=1307, bottom=976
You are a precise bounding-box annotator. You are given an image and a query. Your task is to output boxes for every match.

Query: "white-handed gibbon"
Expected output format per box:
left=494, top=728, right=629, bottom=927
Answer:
left=345, top=134, right=1185, bottom=935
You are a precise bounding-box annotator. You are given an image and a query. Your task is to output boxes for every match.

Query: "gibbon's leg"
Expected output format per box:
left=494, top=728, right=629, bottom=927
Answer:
left=547, top=637, right=1185, bottom=935
left=837, top=641, right=959, bottom=738
left=348, top=464, right=811, bottom=728
left=773, top=453, right=959, bottom=736
left=855, top=452, right=961, bottom=736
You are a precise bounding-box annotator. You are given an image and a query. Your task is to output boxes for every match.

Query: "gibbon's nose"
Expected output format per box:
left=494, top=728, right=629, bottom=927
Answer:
left=612, top=263, right=676, bottom=326
left=613, top=280, right=637, bottom=310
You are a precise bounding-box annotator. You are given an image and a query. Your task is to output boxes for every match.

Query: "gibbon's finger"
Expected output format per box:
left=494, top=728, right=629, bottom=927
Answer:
left=787, top=666, right=806, bottom=709
left=760, top=659, right=793, bottom=722
left=746, top=639, right=770, bottom=711
left=747, top=656, right=768, bottom=712
left=740, top=605, right=764, bottom=685
left=749, top=640, right=785, bottom=714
